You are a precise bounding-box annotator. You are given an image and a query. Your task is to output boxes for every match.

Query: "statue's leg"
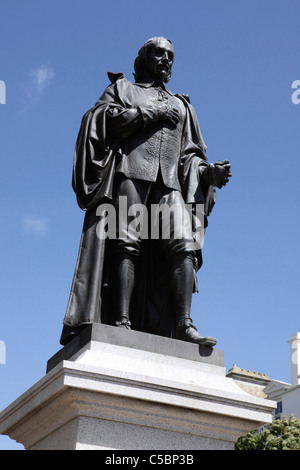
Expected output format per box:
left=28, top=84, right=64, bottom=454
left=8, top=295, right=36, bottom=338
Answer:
left=169, top=252, right=199, bottom=338
left=160, top=187, right=217, bottom=347
left=169, top=252, right=217, bottom=347
left=112, top=254, right=135, bottom=329
left=111, top=175, right=150, bottom=329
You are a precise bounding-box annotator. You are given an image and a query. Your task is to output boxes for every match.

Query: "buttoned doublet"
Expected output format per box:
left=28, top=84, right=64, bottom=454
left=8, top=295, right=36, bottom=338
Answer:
left=108, top=81, right=186, bottom=191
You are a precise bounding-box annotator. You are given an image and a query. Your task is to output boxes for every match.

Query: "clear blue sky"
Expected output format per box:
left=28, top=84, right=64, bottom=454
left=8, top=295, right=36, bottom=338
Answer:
left=0, top=0, right=299, bottom=449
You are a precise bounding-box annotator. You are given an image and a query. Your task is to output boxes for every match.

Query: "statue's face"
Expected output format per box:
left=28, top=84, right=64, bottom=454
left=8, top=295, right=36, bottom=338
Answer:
left=144, top=38, right=174, bottom=82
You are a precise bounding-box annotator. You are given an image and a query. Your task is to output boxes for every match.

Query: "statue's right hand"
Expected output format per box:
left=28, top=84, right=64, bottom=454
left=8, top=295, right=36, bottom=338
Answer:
left=157, top=104, right=179, bottom=127
left=138, top=104, right=179, bottom=128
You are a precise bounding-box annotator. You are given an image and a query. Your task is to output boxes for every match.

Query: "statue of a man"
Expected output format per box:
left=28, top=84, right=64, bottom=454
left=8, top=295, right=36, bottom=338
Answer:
left=60, top=37, right=231, bottom=347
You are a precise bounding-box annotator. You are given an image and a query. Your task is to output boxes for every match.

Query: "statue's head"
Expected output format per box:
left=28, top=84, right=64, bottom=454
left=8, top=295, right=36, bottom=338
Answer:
left=133, top=37, right=174, bottom=83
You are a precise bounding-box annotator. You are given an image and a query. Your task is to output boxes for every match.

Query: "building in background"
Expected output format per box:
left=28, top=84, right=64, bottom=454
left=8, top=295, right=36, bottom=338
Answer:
left=226, top=365, right=271, bottom=398
left=264, top=333, right=300, bottom=419
left=226, top=333, right=300, bottom=420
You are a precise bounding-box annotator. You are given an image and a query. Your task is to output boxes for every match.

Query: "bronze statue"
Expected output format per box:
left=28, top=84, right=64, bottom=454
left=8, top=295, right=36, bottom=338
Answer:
left=60, top=37, right=231, bottom=347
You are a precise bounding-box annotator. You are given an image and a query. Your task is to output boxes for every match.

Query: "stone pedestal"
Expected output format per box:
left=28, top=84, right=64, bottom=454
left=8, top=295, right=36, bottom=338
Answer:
left=0, top=324, right=276, bottom=450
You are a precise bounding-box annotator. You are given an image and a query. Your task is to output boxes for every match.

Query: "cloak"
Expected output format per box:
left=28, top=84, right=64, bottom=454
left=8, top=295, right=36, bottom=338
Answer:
left=60, top=74, right=216, bottom=345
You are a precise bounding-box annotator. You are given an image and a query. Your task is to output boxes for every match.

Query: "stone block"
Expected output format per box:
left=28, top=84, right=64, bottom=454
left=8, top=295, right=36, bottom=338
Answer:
left=0, top=324, right=276, bottom=450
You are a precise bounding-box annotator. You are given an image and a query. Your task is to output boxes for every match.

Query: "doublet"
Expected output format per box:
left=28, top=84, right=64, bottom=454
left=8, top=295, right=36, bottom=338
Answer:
left=100, top=79, right=188, bottom=192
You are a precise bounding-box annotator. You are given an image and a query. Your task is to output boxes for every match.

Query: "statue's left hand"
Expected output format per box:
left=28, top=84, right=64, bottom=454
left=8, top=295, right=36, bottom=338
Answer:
left=212, top=160, right=232, bottom=189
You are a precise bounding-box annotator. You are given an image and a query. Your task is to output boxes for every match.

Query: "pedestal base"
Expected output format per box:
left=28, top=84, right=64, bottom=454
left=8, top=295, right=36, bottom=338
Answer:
left=0, top=324, right=276, bottom=450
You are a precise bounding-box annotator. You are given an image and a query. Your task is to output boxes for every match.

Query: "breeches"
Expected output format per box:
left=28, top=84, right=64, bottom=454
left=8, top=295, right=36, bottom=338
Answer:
left=110, top=173, right=196, bottom=257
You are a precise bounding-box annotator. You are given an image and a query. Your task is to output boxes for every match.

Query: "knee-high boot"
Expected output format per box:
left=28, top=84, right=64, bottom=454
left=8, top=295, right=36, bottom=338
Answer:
left=113, top=254, right=135, bottom=329
left=169, top=252, right=217, bottom=347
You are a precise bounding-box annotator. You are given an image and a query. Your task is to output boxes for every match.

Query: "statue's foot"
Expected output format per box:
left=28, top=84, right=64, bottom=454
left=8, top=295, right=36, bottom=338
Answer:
left=115, top=317, right=131, bottom=330
left=177, top=319, right=217, bottom=347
